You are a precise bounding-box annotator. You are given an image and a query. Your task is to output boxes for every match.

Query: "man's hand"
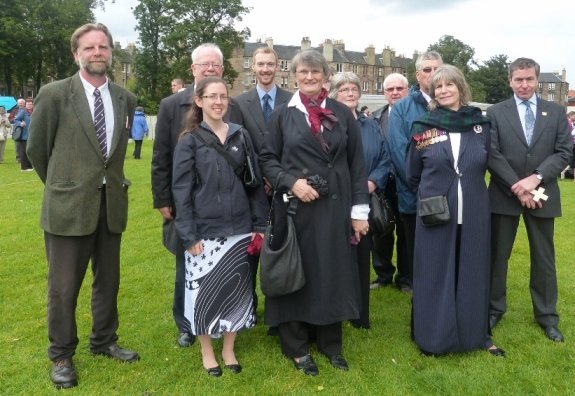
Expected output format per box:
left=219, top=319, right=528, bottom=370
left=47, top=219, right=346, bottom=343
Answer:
left=511, top=174, right=540, bottom=197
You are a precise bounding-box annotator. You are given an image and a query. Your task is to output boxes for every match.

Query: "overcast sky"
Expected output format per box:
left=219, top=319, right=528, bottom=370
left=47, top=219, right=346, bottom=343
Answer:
left=95, top=0, right=575, bottom=85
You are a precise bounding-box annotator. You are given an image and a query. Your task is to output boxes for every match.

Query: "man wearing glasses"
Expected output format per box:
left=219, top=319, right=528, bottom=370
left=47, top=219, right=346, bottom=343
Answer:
left=386, top=51, right=443, bottom=294
left=370, top=73, right=410, bottom=292
left=152, top=43, right=243, bottom=348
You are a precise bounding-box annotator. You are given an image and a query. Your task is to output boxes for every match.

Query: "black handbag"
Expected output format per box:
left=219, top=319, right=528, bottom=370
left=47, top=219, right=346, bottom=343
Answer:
left=418, top=195, right=450, bottom=226
left=369, top=191, right=395, bottom=236
left=12, top=125, right=23, bottom=141
left=259, top=179, right=305, bottom=297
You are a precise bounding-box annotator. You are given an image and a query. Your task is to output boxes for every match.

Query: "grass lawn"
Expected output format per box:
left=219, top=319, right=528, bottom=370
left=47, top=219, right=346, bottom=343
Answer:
left=1, top=140, right=574, bottom=395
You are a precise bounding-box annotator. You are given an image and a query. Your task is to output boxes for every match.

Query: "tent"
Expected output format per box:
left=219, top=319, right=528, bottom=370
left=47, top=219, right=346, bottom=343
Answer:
left=0, top=96, right=17, bottom=111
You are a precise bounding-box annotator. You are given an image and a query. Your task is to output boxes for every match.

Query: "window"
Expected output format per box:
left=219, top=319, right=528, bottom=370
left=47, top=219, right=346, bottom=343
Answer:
left=378, top=68, right=383, bottom=77
left=336, top=63, right=343, bottom=72
left=362, top=81, right=369, bottom=92
left=352, top=64, right=358, bottom=73
left=548, top=93, right=555, bottom=101
left=244, top=58, right=250, bottom=69
left=251, top=74, right=256, bottom=85
left=281, top=77, right=288, bottom=88
left=362, top=66, right=368, bottom=75
left=548, top=83, right=556, bottom=91
left=280, top=60, right=289, bottom=71
left=538, top=83, right=543, bottom=89
left=376, top=82, right=383, bottom=92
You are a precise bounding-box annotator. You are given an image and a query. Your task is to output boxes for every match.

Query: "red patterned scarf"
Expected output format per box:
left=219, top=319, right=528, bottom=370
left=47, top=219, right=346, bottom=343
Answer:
left=299, top=88, right=338, bottom=152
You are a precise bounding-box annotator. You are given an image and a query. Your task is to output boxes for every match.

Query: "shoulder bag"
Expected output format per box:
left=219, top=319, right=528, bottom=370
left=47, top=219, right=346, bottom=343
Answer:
left=369, top=191, right=395, bottom=236
left=12, top=125, right=23, bottom=141
left=418, top=194, right=450, bottom=226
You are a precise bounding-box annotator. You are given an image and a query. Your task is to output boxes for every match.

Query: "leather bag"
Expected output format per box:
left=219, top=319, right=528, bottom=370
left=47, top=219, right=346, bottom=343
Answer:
left=369, top=192, right=395, bottom=236
left=418, top=195, right=450, bottom=226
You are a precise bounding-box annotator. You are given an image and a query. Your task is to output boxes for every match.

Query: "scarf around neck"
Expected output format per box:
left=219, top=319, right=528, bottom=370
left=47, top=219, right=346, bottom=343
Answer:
left=411, top=105, right=488, bottom=136
left=299, top=88, right=338, bottom=134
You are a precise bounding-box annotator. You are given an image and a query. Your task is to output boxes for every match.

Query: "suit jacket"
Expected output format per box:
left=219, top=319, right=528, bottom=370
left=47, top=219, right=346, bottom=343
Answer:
left=27, top=73, right=137, bottom=235
left=235, top=86, right=292, bottom=152
left=151, top=85, right=243, bottom=209
left=487, top=97, right=572, bottom=217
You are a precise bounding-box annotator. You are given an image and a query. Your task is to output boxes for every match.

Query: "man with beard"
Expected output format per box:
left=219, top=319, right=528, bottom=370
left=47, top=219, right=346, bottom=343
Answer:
left=27, top=23, right=139, bottom=389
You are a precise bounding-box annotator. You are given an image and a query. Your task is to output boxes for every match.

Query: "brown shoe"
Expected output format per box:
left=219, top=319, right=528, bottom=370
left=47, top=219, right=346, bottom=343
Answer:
left=50, top=358, right=78, bottom=389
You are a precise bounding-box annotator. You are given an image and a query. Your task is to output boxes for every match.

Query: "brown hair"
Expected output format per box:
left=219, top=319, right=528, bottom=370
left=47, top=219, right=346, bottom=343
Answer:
left=251, top=46, right=278, bottom=66
left=180, top=76, right=228, bottom=139
left=70, top=23, right=113, bottom=53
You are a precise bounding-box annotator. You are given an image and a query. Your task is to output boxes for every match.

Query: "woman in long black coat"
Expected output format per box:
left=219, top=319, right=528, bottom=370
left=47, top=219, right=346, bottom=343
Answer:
left=406, top=65, right=504, bottom=357
left=259, top=50, right=370, bottom=376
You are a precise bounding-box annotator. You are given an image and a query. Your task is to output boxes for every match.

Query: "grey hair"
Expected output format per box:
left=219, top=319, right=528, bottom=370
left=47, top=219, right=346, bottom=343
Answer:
left=192, top=43, right=223, bottom=64
left=290, top=49, right=330, bottom=77
left=328, top=72, right=361, bottom=99
left=428, top=64, right=471, bottom=111
left=383, top=73, right=408, bottom=90
left=415, top=51, right=443, bottom=71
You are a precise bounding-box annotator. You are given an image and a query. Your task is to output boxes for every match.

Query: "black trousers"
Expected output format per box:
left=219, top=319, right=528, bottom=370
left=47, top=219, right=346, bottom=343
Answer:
left=278, top=321, right=342, bottom=358
left=45, top=189, right=121, bottom=361
left=173, top=242, right=191, bottom=334
left=351, top=235, right=371, bottom=328
left=398, top=213, right=416, bottom=288
left=19, top=139, right=32, bottom=170
left=133, top=140, right=143, bottom=159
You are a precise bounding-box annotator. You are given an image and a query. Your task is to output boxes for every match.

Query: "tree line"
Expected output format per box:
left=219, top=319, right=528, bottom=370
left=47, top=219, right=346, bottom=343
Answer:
left=1, top=1, right=512, bottom=112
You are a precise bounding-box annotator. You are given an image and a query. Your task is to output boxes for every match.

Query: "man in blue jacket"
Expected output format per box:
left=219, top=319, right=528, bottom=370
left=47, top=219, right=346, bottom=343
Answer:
left=386, top=51, right=443, bottom=293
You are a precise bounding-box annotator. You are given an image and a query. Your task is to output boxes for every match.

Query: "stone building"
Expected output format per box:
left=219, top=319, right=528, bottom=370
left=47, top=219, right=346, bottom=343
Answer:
left=228, top=37, right=413, bottom=97
left=538, top=69, right=569, bottom=108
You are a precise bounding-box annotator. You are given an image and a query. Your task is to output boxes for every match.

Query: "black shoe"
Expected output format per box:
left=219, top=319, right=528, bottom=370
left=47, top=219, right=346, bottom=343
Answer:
left=420, top=349, right=439, bottom=357
left=225, top=364, right=242, bottom=374
left=177, top=332, right=195, bottom=347
left=267, top=326, right=279, bottom=336
left=489, top=314, right=502, bottom=330
left=293, top=354, right=319, bottom=376
left=487, top=345, right=506, bottom=357
left=50, top=358, right=78, bottom=389
left=329, top=354, right=349, bottom=371
left=205, top=365, right=222, bottom=377
left=544, top=325, right=565, bottom=342
left=93, top=343, right=140, bottom=362
left=398, top=284, right=413, bottom=294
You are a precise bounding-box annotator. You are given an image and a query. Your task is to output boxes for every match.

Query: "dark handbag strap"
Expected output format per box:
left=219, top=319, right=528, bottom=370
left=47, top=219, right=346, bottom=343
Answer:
left=268, top=171, right=299, bottom=221
left=195, top=128, right=244, bottom=179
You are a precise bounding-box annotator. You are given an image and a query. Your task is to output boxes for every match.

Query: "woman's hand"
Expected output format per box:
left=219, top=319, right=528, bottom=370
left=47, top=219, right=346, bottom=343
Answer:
left=291, top=178, right=319, bottom=203
left=352, top=219, right=369, bottom=242
left=367, top=181, right=377, bottom=194
left=187, top=241, right=204, bottom=256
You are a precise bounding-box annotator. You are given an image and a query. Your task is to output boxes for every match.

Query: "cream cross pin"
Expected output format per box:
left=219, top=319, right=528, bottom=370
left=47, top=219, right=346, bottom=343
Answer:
left=530, top=187, right=548, bottom=202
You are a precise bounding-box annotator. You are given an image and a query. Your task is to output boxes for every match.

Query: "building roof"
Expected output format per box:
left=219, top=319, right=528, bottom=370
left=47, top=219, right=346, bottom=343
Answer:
left=539, top=72, right=564, bottom=83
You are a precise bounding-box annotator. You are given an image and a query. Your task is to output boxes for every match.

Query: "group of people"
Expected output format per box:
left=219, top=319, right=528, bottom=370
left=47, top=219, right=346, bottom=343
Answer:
left=23, top=22, right=571, bottom=390
left=0, top=97, right=34, bottom=170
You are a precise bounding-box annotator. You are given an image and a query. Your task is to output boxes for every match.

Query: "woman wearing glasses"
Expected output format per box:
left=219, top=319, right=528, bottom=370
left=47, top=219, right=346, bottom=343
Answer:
left=172, top=77, right=268, bottom=376
left=329, top=72, right=391, bottom=329
left=406, top=65, right=505, bottom=357
left=259, top=50, right=369, bottom=376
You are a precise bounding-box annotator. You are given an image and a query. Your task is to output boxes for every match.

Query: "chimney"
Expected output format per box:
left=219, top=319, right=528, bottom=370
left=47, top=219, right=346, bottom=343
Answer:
left=382, top=47, right=391, bottom=66
left=562, top=67, right=566, bottom=82
left=301, top=37, right=311, bottom=51
left=265, top=37, right=274, bottom=48
left=323, top=39, right=333, bottom=62
left=366, top=45, right=375, bottom=65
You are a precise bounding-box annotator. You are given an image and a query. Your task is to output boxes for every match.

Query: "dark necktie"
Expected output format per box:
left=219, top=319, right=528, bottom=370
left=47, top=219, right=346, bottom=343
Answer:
left=522, top=100, right=535, bottom=145
left=94, top=88, right=107, bottom=158
left=262, top=93, right=272, bottom=123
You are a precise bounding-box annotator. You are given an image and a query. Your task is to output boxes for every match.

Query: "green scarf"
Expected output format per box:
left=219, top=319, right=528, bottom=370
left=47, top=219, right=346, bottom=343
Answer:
left=410, top=105, right=489, bottom=135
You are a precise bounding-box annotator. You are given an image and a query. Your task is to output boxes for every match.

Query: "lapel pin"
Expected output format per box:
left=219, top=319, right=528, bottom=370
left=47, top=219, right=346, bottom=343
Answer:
left=473, top=125, right=483, bottom=133
left=541, top=112, right=547, bottom=116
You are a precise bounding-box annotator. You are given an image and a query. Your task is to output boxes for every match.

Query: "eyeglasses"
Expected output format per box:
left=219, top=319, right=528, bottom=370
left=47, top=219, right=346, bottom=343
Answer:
left=385, top=86, right=406, bottom=93
left=195, top=63, right=222, bottom=69
left=201, top=94, right=229, bottom=102
left=337, top=87, right=359, bottom=94
left=420, top=67, right=438, bottom=73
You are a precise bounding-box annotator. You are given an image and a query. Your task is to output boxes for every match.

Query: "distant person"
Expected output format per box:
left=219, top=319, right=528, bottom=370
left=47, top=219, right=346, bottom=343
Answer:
left=171, top=78, right=185, bottom=93
left=14, top=97, right=34, bottom=171
left=172, top=77, right=268, bottom=377
left=370, top=73, right=409, bottom=291
left=0, top=105, right=10, bottom=163
left=152, top=43, right=243, bottom=349
left=360, top=105, right=371, bottom=117
left=407, top=64, right=504, bottom=357
left=329, top=71, right=390, bottom=329
left=27, top=23, right=139, bottom=389
left=130, top=106, right=148, bottom=159
left=10, top=98, right=25, bottom=162
left=387, top=51, right=443, bottom=294
left=487, top=57, right=572, bottom=342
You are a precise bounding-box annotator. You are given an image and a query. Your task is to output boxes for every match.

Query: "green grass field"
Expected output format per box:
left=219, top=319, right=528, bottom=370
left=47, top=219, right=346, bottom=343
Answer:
left=1, top=140, right=574, bottom=395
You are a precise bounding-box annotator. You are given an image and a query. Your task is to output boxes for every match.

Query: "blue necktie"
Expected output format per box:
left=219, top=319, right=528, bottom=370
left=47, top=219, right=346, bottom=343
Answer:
left=262, top=93, right=272, bottom=123
left=523, top=100, right=535, bottom=145
left=94, top=88, right=107, bottom=158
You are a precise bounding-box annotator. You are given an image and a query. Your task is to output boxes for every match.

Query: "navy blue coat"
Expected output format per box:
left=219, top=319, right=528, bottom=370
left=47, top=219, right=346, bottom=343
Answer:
left=406, top=118, right=492, bottom=354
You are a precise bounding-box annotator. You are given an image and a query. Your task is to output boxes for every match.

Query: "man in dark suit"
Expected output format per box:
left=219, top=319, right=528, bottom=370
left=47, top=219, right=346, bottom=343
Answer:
left=151, top=43, right=243, bottom=348
left=370, top=73, right=409, bottom=291
left=235, top=46, right=291, bottom=315
left=236, top=46, right=291, bottom=153
left=487, top=57, right=572, bottom=342
left=27, top=23, right=139, bottom=389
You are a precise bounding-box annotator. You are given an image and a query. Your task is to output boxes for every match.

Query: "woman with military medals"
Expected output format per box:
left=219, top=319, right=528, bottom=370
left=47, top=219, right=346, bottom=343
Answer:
left=406, top=65, right=505, bottom=357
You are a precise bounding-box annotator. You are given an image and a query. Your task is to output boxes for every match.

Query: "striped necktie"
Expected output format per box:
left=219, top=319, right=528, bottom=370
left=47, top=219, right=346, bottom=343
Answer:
left=262, top=93, right=272, bottom=123
left=94, top=88, right=107, bottom=158
left=522, top=100, right=535, bottom=145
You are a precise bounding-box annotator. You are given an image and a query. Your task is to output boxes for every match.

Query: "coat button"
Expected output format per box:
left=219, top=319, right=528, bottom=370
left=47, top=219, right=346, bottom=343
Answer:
left=302, top=168, right=309, bottom=174
left=331, top=194, right=338, bottom=199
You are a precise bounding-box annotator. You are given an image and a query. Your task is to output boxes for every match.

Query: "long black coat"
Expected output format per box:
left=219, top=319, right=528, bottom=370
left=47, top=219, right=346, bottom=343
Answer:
left=259, top=95, right=369, bottom=326
left=406, top=124, right=492, bottom=354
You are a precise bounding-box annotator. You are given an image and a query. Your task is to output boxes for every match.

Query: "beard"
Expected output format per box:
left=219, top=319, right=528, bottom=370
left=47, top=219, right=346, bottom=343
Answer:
left=78, top=57, right=112, bottom=76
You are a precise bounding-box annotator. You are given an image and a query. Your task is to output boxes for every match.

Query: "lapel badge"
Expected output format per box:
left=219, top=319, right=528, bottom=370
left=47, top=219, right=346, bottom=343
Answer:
left=473, top=124, right=483, bottom=133
left=231, top=145, right=239, bottom=152
left=542, top=112, right=547, bottom=116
